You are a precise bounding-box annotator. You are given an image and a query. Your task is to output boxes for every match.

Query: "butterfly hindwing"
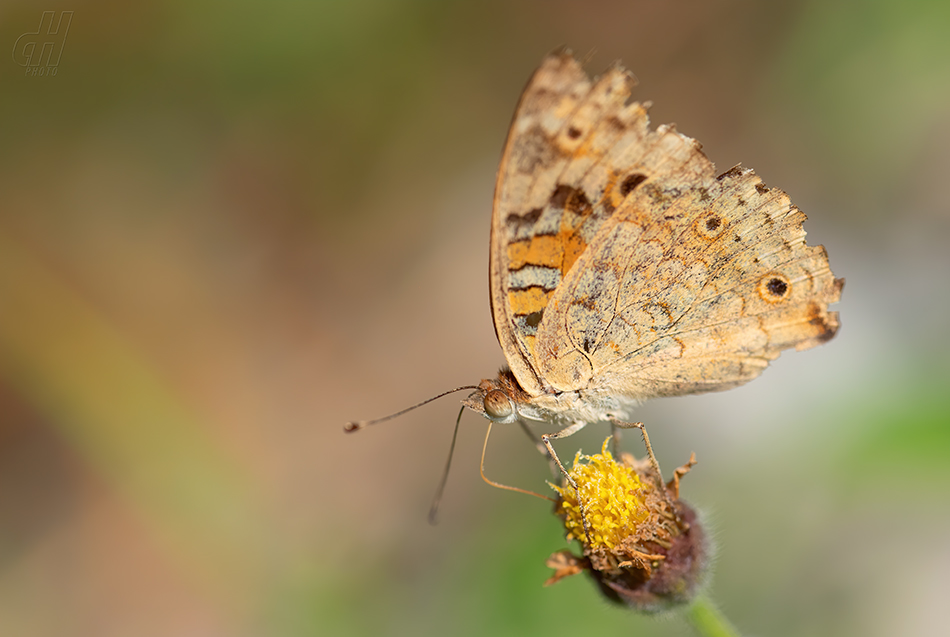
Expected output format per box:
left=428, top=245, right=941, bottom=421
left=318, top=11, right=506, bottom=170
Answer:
left=537, top=165, right=842, bottom=397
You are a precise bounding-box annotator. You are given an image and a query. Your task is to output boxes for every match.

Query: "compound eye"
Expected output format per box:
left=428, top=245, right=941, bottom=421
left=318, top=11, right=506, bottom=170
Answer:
left=483, top=389, right=514, bottom=420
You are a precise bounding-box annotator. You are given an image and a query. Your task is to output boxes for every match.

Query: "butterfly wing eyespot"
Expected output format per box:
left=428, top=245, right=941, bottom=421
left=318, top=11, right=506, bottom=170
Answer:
left=484, top=389, right=515, bottom=421
left=758, top=273, right=791, bottom=303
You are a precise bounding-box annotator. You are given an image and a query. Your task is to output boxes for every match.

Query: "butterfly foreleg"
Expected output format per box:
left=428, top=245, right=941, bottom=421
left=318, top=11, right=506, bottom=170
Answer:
left=541, top=421, right=592, bottom=543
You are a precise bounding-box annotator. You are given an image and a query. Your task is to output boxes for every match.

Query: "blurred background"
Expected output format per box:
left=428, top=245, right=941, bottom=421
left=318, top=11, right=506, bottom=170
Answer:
left=1, top=1, right=948, bottom=635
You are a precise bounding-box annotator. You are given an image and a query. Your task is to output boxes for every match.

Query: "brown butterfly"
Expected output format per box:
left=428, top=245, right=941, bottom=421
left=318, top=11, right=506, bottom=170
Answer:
left=348, top=51, right=842, bottom=514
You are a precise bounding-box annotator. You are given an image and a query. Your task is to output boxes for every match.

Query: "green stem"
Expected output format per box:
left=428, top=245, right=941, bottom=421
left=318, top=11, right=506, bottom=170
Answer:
left=685, top=595, right=740, bottom=637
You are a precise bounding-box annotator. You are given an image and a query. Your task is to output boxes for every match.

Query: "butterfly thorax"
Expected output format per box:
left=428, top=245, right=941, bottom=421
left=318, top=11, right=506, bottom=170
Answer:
left=462, top=368, right=641, bottom=429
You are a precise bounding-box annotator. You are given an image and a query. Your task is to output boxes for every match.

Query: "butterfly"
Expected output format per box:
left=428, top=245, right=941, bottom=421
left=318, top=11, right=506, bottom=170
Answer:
left=348, top=51, right=842, bottom=503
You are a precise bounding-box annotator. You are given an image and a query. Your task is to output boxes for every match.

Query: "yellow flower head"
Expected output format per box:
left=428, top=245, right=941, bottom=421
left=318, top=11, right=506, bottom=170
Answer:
left=546, top=437, right=708, bottom=612
left=551, top=438, right=651, bottom=549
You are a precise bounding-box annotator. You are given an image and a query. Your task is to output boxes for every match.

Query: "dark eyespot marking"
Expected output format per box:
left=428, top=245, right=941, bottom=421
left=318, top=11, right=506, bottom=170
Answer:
left=567, top=126, right=582, bottom=140
left=755, top=183, right=769, bottom=195
left=525, top=310, right=543, bottom=328
left=620, top=173, right=647, bottom=197
left=734, top=234, right=742, bottom=243
left=758, top=273, right=791, bottom=303
left=767, top=278, right=788, bottom=297
left=695, top=212, right=726, bottom=239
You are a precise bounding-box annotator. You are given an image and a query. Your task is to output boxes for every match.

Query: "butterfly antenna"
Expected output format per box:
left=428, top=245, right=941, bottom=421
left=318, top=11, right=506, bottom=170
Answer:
left=344, top=386, right=479, bottom=433
left=428, top=406, right=465, bottom=525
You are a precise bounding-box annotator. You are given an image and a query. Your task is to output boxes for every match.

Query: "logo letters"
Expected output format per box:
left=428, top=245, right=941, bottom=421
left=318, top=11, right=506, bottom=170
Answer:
left=13, top=11, right=73, bottom=76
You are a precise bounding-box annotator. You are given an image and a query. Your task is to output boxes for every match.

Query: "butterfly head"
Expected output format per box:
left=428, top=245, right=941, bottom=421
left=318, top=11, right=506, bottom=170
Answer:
left=461, top=369, right=532, bottom=424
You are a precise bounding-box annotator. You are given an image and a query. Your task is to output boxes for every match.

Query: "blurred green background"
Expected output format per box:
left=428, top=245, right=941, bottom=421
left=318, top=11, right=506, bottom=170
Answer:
left=1, top=1, right=948, bottom=635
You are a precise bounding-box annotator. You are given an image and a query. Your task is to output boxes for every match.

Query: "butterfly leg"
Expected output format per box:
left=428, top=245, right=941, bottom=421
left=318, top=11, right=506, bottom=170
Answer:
left=541, top=421, right=593, bottom=542
left=609, top=419, right=679, bottom=518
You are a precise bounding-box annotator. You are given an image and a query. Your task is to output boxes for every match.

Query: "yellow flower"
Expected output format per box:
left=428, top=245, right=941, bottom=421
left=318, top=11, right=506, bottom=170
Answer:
left=551, top=439, right=651, bottom=549
left=546, top=437, right=708, bottom=612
